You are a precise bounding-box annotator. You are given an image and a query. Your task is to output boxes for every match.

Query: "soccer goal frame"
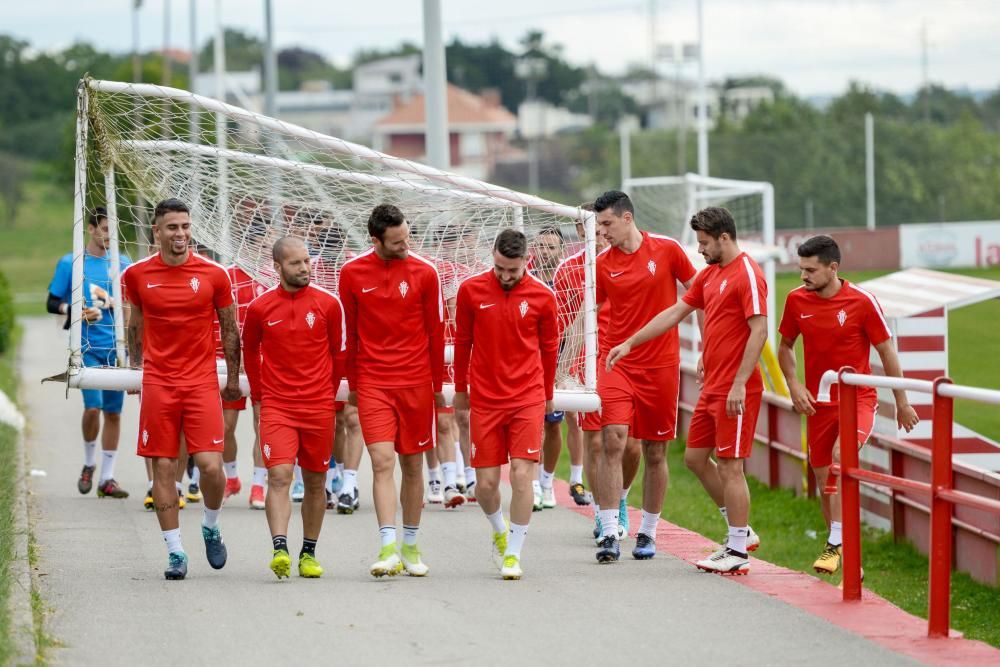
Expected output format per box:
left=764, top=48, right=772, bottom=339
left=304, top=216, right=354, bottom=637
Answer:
left=62, top=78, right=600, bottom=412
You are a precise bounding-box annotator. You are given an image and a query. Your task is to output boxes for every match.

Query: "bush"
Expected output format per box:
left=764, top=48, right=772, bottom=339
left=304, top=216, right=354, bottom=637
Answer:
left=0, top=271, right=13, bottom=354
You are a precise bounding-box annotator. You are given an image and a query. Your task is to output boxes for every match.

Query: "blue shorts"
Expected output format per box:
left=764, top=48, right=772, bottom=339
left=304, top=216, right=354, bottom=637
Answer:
left=544, top=411, right=565, bottom=424
left=81, top=348, right=124, bottom=414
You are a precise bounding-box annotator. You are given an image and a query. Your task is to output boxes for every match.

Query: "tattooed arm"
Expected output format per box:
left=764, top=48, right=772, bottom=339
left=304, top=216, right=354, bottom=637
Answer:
left=217, top=303, right=242, bottom=401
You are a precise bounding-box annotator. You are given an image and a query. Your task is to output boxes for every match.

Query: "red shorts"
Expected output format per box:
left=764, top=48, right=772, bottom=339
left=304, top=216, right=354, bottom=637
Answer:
left=687, top=391, right=763, bottom=459
left=334, top=400, right=346, bottom=412
left=579, top=409, right=601, bottom=432
left=807, top=400, right=878, bottom=468
left=137, top=383, right=224, bottom=458
left=259, top=405, right=334, bottom=473
left=470, top=402, right=545, bottom=468
left=356, top=384, right=435, bottom=456
left=437, top=405, right=455, bottom=415
left=597, top=361, right=679, bottom=440
left=222, top=395, right=247, bottom=411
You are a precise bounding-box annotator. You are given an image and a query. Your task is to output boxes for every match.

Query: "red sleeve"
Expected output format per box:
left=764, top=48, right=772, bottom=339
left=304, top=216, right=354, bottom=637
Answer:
left=328, top=295, right=346, bottom=396
left=778, top=291, right=800, bottom=340
left=213, top=266, right=235, bottom=310
left=595, top=261, right=606, bottom=307
left=242, top=300, right=263, bottom=404
left=672, top=242, right=697, bottom=284
left=453, top=282, right=473, bottom=393
left=682, top=269, right=706, bottom=309
left=123, top=265, right=141, bottom=307
left=539, top=291, right=559, bottom=401
left=739, top=261, right=767, bottom=319
left=862, top=293, right=892, bottom=346
left=340, top=267, right=359, bottom=391
left=424, top=266, right=445, bottom=392
left=553, top=265, right=580, bottom=339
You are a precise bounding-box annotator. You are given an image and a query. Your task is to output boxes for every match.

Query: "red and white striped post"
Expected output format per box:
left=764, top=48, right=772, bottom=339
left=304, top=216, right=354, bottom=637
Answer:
left=838, top=366, right=863, bottom=601
left=928, top=377, right=955, bottom=637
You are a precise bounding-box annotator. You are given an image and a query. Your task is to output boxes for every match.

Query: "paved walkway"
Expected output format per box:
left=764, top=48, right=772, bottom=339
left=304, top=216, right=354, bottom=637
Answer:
left=18, top=316, right=997, bottom=666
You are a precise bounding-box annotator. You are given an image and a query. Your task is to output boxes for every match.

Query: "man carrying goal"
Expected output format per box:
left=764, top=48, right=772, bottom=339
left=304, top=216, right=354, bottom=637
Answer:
left=453, top=228, right=558, bottom=580
left=243, top=236, right=345, bottom=580
left=123, top=198, right=241, bottom=580
left=339, top=204, right=445, bottom=578
left=778, top=235, right=918, bottom=576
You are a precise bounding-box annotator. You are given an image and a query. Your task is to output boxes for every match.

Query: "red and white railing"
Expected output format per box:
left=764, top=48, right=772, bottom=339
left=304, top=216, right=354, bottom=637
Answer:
left=818, top=368, right=1000, bottom=638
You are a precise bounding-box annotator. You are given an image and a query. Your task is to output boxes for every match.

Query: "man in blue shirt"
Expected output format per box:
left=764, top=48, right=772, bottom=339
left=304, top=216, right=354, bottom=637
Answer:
left=47, top=207, right=132, bottom=498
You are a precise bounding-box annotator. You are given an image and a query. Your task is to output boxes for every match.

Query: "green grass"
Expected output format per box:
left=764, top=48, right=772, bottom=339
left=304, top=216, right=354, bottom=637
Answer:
left=0, top=325, right=21, bottom=664
left=0, top=166, right=74, bottom=316
left=775, top=267, right=1000, bottom=440
left=555, top=439, right=1000, bottom=647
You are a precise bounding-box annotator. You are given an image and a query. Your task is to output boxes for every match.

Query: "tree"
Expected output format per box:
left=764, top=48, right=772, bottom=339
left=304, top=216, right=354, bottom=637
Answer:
left=199, top=28, right=263, bottom=71
left=278, top=47, right=350, bottom=90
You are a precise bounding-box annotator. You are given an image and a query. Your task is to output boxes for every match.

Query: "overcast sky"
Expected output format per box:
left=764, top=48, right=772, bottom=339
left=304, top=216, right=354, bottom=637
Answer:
left=5, top=0, right=997, bottom=96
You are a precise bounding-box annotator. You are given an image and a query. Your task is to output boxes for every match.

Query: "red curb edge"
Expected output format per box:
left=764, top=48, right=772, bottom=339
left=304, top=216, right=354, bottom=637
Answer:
left=551, top=478, right=999, bottom=667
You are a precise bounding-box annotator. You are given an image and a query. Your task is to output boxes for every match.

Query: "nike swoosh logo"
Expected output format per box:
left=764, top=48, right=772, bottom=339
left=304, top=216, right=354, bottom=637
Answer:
left=212, top=438, right=223, bottom=444
left=610, top=271, right=625, bottom=278
left=480, top=303, right=496, bottom=309
left=267, top=320, right=283, bottom=326
left=526, top=448, right=539, bottom=454
left=322, top=459, right=330, bottom=466
left=418, top=439, right=431, bottom=447
left=362, top=286, right=378, bottom=293
left=657, top=430, right=670, bottom=435
left=146, top=283, right=162, bottom=288
left=800, top=314, right=815, bottom=319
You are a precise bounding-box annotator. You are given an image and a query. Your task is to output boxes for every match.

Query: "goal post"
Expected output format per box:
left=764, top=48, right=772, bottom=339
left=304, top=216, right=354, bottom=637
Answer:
left=62, top=78, right=599, bottom=411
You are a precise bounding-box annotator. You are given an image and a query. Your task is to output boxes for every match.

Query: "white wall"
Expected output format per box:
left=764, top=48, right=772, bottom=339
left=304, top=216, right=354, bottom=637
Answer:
left=899, top=220, right=1000, bottom=269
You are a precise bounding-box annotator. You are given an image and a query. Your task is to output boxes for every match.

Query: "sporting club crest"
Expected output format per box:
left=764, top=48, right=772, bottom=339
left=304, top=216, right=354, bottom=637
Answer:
left=141, top=429, right=149, bottom=447
left=399, top=281, right=409, bottom=298
left=519, top=300, right=529, bottom=318
left=719, top=279, right=728, bottom=294
left=837, top=309, right=847, bottom=326
left=647, top=260, right=657, bottom=275
left=305, top=311, right=316, bottom=329
left=263, top=443, right=271, bottom=460
left=255, top=285, right=265, bottom=296
left=190, top=277, right=200, bottom=293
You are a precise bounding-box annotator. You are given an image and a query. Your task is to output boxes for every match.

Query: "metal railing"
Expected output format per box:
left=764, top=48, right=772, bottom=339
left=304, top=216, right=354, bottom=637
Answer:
left=818, top=367, right=1000, bottom=638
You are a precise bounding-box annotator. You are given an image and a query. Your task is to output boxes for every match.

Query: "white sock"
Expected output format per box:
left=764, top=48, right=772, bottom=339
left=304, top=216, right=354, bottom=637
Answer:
left=620, top=487, right=630, bottom=501
left=828, top=521, right=843, bottom=547
left=99, top=450, right=117, bottom=483
left=147, top=479, right=154, bottom=491
left=175, top=481, right=183, bottom=493
left=202, top=507, right=221, bottom=529
left=293, top=465, right=303, bottom=484
left=252, top=467, right=267, bottom=487
left=506, top=522, right=528, bottom=557
left=326, top=467, right=336, bottom=486
left=569, top=465, right=583, bottom=485
left=486, top=508, right=506, bottom=534
left=342, top=469, right=357, bottom=496
left=223, top=460, right=238, bottom=479
left=532, top=479, right=542, bottom=495
left=441, top=461, right=457, bottom=488
left=728, top=526, right=749, bottom=554
left=639, top=510, right=659, bottom=538
left=191, top=465, right=201, bottom=485
left=454, top=442, right=464, bottom=469
left=162, top=528, right=183, bottom=554
left=379, top=525, right=396, bottom=548
left=539, top=469, right=555, bottom=489
left=402, top=525, right=419, bottom=546
left=83, top=440, right=97, bottom=467
left=336, top=462, right=344, bottom=478
left=718, top=506, right=729, bottom=526
left=464, top=467, right=476, bottom=486
left=600, top=509, right=619, bottom=538
left=427, top=466, right=441, bottom=484
left=593, top=503, right=600, bottom=519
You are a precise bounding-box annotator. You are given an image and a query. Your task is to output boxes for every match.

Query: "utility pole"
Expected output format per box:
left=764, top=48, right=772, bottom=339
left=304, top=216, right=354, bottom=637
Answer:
left=422, top=0, right=450, bottom=169
left=132, top=0, right=142, bottom=83
left=921, top=21, right=930, bottom=123
left=162, top=0, right=172, bottom=85
left=696, top=0, right=708, bottom=176
left=263, top=0, right=278, bottom=119
left=188, top=0, right=198, bottom=140
left=865, top=112, right=876, bottom=231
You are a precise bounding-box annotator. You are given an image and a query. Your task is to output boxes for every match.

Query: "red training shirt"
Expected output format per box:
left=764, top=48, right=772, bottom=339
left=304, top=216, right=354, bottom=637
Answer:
left=242, top=283, right=346, bottom=411
left=596, top=232, right=696, bottom=368
left=214, top=264, right=266, bottom=358
left=778, top=280, right=891, bottom=405
left=553, top=248, right=609, bottom=380
left=122, top=252, right=234, bottom=388
left=682, top=252, right=768, bottom=397
left=453, top=270, right=558, bottom=407
left=339, top=249, right=445, bottom=391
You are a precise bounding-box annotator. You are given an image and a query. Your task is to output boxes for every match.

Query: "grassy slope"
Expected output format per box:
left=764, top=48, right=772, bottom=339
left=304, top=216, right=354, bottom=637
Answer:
left=0, top=327, right=22, bottom=664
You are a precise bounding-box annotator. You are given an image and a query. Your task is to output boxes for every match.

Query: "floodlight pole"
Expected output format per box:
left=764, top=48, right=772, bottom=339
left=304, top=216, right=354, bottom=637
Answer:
left=696, top=0, right=709, bottom=176
left=865, top=112, right=875, bottom=230
left=422, top=0, right=451, bottom=169
left=214, top=0, right=230, bottom=262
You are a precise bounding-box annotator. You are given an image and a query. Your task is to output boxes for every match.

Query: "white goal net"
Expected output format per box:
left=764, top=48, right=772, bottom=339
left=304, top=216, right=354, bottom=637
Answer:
left=62, top=79, right=598, bottom=410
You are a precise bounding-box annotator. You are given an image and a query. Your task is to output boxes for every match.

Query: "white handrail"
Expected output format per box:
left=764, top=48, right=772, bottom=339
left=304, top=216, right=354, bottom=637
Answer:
left=817, top=369, right=934, bottom=402
left=937, top=383, right=1000, bottom=405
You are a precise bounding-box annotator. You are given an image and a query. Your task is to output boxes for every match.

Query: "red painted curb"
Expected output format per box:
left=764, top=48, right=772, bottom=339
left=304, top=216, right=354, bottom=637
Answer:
left=551, top=478, right=999, bottom=666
